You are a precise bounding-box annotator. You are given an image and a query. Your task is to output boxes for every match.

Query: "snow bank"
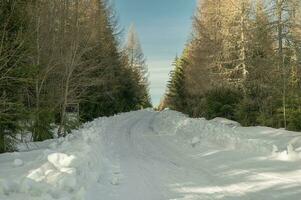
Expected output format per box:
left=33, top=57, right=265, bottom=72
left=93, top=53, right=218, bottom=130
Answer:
left=1, top=109, right=301, bottom=200
left=152, top=110, right=301, bottom=158
left=210, top=117, right=241, bottom=127
left=0, top=118, right=107, bottom=200
left=272, top=144, right=301, bottom=162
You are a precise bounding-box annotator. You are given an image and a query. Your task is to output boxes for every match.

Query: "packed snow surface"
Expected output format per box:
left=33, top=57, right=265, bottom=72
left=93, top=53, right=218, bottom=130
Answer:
left=1, top=109, right=301, bottom=200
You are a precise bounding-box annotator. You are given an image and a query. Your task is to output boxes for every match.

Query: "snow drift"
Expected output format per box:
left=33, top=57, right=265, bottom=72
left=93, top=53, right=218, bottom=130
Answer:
left=0, top=118, right=108, bottom=200
left=0, top=110, right=301, bottom=200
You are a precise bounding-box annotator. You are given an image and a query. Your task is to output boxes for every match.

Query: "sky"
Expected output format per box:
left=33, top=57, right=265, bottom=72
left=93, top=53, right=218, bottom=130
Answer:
left=113, top=0, right=197, bottom=106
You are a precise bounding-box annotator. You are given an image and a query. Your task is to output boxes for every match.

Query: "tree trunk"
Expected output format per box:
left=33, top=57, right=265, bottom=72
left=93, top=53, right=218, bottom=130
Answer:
left=277, top=0, right=287, bottom=128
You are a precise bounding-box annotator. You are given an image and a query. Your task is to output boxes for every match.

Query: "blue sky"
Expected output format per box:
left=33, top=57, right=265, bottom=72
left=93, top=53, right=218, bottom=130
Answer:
left=113, top=0, right=196, bottom=105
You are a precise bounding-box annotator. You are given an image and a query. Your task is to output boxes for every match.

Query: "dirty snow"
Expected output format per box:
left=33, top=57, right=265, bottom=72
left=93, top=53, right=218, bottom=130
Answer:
left=0, top=109, right=301, bottom=199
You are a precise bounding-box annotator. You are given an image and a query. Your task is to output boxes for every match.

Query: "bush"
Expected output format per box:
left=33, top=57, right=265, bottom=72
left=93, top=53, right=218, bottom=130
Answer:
left=0, top=103, right=25, bottom=153
left=287, top=110, right=301, bottom=131
left=203, top=87, right=242, bottom=120
left=0, top=134, right=16, bottom=153
left=30, top=109, right=54, bottom=142
left=235, top=98, right=260, bottom=126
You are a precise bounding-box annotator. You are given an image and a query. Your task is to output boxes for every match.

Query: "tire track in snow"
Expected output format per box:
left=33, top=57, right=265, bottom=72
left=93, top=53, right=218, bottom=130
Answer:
left=99, top=110, right=301, bottom=200
left=126, top=111, right=251, bottom=200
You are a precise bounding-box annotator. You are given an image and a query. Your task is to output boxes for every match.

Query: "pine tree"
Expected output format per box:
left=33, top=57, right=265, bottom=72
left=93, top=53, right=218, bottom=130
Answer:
left=79, top=0, right=149, bottom=121
left=125, top=24, right=151, bottom=108
left=285, top=0, right=301, bottom=130
left=182, top=0, right=224, bottom=116
left=165, top=56, right=187, bottom=111
left=79, top=0, right=125, bottom=120
left=0, top=0, right=31, bottom=152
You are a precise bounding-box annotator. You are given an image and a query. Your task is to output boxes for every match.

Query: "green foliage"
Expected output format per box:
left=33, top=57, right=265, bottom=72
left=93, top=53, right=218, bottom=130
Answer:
left=235, top=98, right=259, bottom=126
left=125, top=25, right=152, bottom=109
left=29, top=109, right=54, bottom=141
left=79, top=63, right=142, bottom=121
left=0, top=135, right=15, bottom=153
left=286, top=92, right=301, bottom=131
left=80, top=11, right=151, bottom=122
left=0, top=0, right=32, bottom=152
left=0, top=0, right=151, bottom=152
left=287, top=110, right=301, bottom=131
left=80, top=66, right=146, bottom=122
left=164, top=0, right=301, bottom=133
left=166, top=57, right=187, bottom=111
left=0, top=103, right=25, bottom=153
left=203, top=88, right=242, bottom=120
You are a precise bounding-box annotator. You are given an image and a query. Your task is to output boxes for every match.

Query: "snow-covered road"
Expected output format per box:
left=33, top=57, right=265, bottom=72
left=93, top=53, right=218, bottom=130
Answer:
left=1, top=110, right=301, bottom=199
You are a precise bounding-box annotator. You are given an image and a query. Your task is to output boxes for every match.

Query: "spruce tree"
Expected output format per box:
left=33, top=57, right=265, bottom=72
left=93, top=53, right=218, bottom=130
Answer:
left=166, top=56, right=187, bottom=111
left=0, top=0, right=31, bottom=152
left=79, top=0, right=148, bottom=121
left=125, top=24, right=151, bottom=108
left=285, top=0, right=301, bottom=130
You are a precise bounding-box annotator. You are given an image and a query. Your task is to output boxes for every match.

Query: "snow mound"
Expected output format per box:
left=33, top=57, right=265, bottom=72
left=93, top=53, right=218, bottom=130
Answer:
left=1, top=109, right=301, bottom=200
left=13, top=159, right=24, bottom=167
left=272, top=144, right=301, bottom=161
left=152, top=110, right=187, bottom=135
left=47, top=153, right=75, bottom=169
left=191, top=137, right=201, bottom=147
left=210, top=117, right=241, bottom=127
left=0, top=118, right=107, bottom=200
left=151, top=110, right=301, bottom=156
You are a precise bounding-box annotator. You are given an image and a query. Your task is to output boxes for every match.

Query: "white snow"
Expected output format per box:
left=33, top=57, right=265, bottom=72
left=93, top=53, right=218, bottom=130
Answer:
left=211, top=117, right=241, bottom=127
left=273, top=144, right=301, bottom=162
left=47, top=153, right=76, bottom=169
left=0, top=109, right=301, bottom=199
left=13, top=159, right=23, bottom=167
left=191, top=137, right=200, bottom=147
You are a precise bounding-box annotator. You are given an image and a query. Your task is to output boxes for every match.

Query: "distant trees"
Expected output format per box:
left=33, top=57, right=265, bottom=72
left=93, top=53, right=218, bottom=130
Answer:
left=164, top=0, right=301, bottom=131
left=0, top=0, right=151, bottom=152
left=125, top=24, right=151, bottom=108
